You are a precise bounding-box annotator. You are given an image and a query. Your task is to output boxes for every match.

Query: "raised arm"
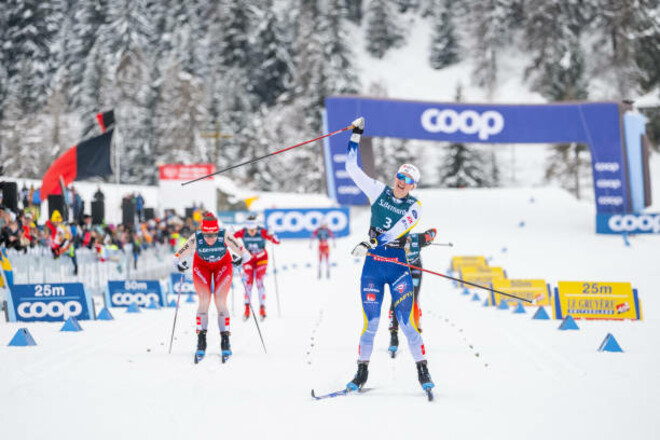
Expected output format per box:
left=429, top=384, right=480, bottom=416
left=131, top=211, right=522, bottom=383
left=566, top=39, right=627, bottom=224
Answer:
left=345, top=117, right=385, bottom=203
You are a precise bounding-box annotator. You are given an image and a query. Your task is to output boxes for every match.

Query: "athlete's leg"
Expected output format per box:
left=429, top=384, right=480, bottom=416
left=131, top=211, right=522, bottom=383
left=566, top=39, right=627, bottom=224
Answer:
left=255, top=259, right=268, bottom=307
left=357, top=276, right=385, bottom=362
left=411, top=267, right=423, bottom=330
left=242, top=262, right=255, bottom=305
left=390, top=268, right=426, bottom=362
left=192, top=263, right=213, bottom=333
left=212, top=260, right=233, bottom=333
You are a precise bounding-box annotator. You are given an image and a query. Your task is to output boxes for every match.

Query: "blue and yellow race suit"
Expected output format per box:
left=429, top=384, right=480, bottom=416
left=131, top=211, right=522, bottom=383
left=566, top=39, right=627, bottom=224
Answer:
left=346, top=132, right=426, bottom=362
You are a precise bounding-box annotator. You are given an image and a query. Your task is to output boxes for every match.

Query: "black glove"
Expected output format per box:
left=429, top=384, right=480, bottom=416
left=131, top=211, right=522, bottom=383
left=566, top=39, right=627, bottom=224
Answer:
left=231, top=254, right=243, bottom=267
left=352, top=116, right=364, bottom=134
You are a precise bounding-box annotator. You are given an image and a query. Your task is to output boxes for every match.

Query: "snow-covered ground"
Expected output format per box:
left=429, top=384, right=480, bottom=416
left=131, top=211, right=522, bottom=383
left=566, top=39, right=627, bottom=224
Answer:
left=2, top=186, right=659, bottom=440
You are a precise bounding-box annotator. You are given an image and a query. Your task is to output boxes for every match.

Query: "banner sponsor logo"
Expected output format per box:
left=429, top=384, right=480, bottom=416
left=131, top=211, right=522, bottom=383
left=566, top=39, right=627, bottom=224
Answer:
left=597, top=213, right=660, bottom=234
left=7, top=283, right=94, bottom=322
left=459, top=266, right=506, bottom=287
left=597, top=196, right=624, bottom=206
left=595, top=179, right=622, bottom=189
left=158, top=164, right=215, bottom=181
left=265, top=208, right=350, bottom=238
left=491, top=279, right=551, bottom=307
left=594, top=162, right=620, bottom=173
left=421, top=108, right=505, bottom=140
left=553, top=281, right=642, bottom=320
left=170, top=273, right=195, bottom=294
left=107, top=280, right=165, bottom=307
left=337, top=185, right=361, bottom=195
left=450, top=256, right=487, bottom=272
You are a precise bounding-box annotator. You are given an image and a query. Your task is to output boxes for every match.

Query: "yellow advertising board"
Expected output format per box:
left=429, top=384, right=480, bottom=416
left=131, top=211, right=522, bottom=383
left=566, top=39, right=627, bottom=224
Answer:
left=460, top=266, right=506, bottom=288
left=553, top=281, right=642, bottom=320
left=451, top=256, right=487, bottom=272
left=491, top=279, right=551, bottom=307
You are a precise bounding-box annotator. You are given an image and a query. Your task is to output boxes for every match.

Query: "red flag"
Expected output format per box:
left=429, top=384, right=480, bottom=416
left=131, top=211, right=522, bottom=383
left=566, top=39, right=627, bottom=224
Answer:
left=41, top=130, right=114, bottom=199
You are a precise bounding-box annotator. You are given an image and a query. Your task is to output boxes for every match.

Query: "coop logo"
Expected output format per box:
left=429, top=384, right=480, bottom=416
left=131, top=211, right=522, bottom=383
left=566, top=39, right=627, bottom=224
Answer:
left=337, top=185, right=361, bottom=195
left=265, top=208, right=350, bottom=238
left=173, top=280, right=195, bottom=293
left=17, top=301, right=83, bottom=319
left=366, top=293, right=376, bottom=302
left=594, top=162, right=620, bottom=173
left=596, top=179, right=622, bottom=189
left=597, top=196, right=624, bottom=206
left=421, top=108, right=504, bottom=140
left=607, top=214, right=660, bottom=234
left=111, top=292, right=160, bottom=306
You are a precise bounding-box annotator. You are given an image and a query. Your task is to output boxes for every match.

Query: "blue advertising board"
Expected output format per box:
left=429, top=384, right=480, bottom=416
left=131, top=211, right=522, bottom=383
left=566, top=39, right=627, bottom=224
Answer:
left=596, top=213, right=660, bottom=234
left=169, top=272, right=195, bottom=295
left=264, top=207, right=350, bottom=239
left=105, top=280, right=165, bottom=307
left=324, top=96, right=632, bottom=215
left=5, top=283, right=95, bottom=322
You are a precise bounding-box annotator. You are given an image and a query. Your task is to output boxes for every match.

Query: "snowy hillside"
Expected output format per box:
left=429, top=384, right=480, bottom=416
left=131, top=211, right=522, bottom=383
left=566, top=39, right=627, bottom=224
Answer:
left=2, top=187, right=658, bottom=439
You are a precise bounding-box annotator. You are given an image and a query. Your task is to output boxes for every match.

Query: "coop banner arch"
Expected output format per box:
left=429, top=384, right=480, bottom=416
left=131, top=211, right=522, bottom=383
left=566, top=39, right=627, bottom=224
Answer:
left=323, top=96, right=632, bottom=215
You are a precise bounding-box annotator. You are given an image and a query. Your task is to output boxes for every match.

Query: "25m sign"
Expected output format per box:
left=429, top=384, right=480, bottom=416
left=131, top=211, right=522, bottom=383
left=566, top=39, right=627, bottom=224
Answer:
left=5, top=283, right=95, bottom=322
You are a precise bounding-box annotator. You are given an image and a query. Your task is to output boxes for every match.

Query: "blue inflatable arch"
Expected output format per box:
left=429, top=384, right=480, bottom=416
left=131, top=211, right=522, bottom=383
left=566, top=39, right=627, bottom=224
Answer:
left=323, top=96, right=649, bottom=230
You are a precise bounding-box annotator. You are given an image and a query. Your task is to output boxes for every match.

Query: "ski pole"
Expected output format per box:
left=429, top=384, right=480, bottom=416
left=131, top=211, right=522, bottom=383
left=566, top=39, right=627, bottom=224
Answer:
left=168, top=274, right=184, bottom=354
left=270, top=242, right=281, bottom=317
left=430, top=242, right=453, bottom=247
left=366, top=253, right=533, bottom=303
left=248, top=302, right=268, bottom=354
left=181, top=123, right=356, bottom=186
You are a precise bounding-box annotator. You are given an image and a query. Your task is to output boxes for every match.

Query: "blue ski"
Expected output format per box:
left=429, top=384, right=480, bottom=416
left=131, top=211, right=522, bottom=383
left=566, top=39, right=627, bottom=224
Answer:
left=311, top=388, right=352, bottom=400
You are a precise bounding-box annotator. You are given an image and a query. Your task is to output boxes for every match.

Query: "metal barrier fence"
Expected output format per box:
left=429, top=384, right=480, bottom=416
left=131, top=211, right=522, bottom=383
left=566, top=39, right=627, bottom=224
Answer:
left=6, top=245, right=173, bottom=296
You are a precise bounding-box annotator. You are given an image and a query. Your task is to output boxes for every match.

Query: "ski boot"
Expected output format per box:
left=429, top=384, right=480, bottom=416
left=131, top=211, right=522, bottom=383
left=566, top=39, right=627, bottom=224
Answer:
left=259, top=305, right=267, bottom=320
left=194, top=330, right=207, bottom=363
left=346, top=361, right=369, bottom=391
left=243, top=304, right=250, bottom=321
left=220, top=331, right=232, bottom=362
left=416, top=360, right=435, bottom=400
left=388, top=330, right=399, bottom=358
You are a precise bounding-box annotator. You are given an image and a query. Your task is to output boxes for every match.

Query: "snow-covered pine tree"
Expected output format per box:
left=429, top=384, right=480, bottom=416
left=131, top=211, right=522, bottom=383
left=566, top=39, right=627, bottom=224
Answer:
left=525, top=0, right=590, bottom=101
left=153, top=56, right=206, bottom=169
left=365, top=0, right=403, bottom=59
left=344, top=0, right=363, bottom=23
left=99, top=0, right=152, bottom=184
left=3, top=0, right=62, bottom=114
left=631, top=0, right=660, bottom=93
left=544, top=142, right=592, bottom=199
left=292, top=0, right=327, bottom=131
left=323, top=0, right=360, bottom=94
left=471, top=0, right=513, bottom=98
left=250, top=1, right=294, bottom=107
left=63, top=0, right=107, bottom=110
left=79, top=43, right=109, bottom=138
left=437, top=142, right=490, bottom=188
left=429, top=0, right=459, bottom=69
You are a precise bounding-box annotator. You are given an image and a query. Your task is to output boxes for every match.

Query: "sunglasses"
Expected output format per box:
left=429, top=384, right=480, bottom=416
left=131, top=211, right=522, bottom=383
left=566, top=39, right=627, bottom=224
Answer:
left=203, top=233, right=217, bottom=238
left=396, top=173, right=415, bottom=185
